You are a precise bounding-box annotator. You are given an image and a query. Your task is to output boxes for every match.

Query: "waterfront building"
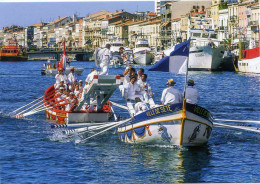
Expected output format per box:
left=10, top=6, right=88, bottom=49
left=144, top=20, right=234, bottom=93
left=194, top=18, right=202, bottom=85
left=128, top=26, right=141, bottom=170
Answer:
left=172, top=0, right=211, bottom=20
left=227, top=0, right=239, bottom=40
left=211, top=0, right=221, bottom=29
left=155, top=0, right=161, bottom=16
left=248, top=2, right=259, bottom=47
left=138, top=17, right=161, bottom=47
left=24, top=26, right=34, bottom=48
left=172, top=18, right=182, bottom=44
left=218, top=9, right=229, bottom=42
left=160, top=1, right=172, bottom=47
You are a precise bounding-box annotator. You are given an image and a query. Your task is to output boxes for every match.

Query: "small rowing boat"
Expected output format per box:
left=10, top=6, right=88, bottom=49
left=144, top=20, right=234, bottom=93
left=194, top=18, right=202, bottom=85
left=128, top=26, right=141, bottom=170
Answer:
left=117, top=101, right=213, bottom=146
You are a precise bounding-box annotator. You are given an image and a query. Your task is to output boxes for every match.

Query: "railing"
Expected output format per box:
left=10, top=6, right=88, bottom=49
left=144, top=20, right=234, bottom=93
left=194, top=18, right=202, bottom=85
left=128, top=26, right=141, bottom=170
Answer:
left=249, top=21, right=258, bottom=26
left=229, top=15, right=237, bottom=22
left=218, top=26, right=227, bottom=30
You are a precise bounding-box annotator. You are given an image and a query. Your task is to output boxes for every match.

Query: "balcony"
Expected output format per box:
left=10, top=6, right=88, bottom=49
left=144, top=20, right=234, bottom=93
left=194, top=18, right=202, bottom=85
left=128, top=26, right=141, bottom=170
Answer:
left=218, top=26, right=227, bottom=30
left=229, top=15, right=237, bottom=22
left=249, top=21, right=258, bottom=26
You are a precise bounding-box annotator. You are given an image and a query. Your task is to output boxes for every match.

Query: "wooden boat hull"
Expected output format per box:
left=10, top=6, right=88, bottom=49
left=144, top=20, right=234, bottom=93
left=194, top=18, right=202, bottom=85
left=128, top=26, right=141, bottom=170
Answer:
left=44, top=85, right=110, bottom=125
left=117, top=103, right=213, bottom=146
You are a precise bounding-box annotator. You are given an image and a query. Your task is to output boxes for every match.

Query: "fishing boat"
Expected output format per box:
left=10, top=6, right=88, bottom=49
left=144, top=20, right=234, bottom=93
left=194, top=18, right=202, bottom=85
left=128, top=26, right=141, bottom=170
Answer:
left=41, top=42, right=84, bottom=75
left=236, top=47, right=260, bottom=74
left=110, top=40, right=125, bottom=53
left=0, top=45, right=27, bottom=61
left=133, top=40, right=153, bottom=65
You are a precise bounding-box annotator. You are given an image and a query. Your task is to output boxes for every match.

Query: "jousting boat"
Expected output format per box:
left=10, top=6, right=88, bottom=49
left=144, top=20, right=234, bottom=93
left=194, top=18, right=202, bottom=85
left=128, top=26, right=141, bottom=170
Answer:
left=44, top=75, right=121, bottom=126
left=117, top=101, right=213, bottom=146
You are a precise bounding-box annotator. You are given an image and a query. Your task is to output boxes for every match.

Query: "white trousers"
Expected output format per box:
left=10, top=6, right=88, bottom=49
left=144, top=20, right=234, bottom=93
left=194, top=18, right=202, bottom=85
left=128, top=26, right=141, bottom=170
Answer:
left=99, top=63, right=109, bottom=75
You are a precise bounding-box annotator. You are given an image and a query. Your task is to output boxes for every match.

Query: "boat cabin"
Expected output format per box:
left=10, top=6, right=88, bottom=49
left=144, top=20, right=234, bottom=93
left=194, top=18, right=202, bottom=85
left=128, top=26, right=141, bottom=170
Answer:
left=135, top=40, right=149, bottom=48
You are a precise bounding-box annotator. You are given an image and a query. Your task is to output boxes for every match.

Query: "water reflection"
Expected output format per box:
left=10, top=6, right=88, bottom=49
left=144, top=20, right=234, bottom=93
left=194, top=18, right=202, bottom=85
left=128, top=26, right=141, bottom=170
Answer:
left=130, top=144, right=211, bottom=183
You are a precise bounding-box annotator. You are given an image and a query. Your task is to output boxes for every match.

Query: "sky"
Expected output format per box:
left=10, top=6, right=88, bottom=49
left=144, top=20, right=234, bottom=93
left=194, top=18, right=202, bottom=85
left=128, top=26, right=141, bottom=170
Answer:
left=0, top=0, right=154, bottom=28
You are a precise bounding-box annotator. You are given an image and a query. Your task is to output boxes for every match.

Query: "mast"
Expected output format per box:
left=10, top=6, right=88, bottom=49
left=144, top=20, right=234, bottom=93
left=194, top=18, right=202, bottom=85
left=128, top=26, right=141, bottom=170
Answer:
left=183, top=15, right=191, bottom=99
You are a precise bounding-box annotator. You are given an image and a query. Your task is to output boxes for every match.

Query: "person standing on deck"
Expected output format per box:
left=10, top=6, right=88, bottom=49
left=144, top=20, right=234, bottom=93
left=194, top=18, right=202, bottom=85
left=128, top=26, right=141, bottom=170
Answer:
left=160, top=79, right=183, bottom=105
left=67, top=67, right=78, bottom=90
left=99, top=44, right=112, bottom=75
left=185, top=79, right=199, bottom=104
left=55, top=68, right=68, bottom=88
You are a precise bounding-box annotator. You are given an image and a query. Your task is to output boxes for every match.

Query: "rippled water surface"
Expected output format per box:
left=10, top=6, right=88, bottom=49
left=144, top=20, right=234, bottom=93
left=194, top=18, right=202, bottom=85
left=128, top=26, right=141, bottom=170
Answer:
left=0, top=61, right=259, bottom=183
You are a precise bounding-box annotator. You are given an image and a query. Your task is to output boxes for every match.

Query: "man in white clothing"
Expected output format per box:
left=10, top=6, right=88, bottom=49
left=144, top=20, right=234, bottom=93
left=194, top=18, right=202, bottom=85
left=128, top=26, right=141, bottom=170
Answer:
left=67, top=67, right=77, bottom=90
left=137, top=68, right=144, bottom=81
left=161, top=79, right=183, bottom=105
left=99, top=44, right=112, bottom=75
left=85, top=68, right=99, bottom=83
left=123, top=66, right=135, bottom=87
left=55, top=68, right=68, bottom=88
left=125, top=76, right=142, bottom=101
left=137, top=74, right=153, bottom=102
left=185, top=79, right=199, bottom=104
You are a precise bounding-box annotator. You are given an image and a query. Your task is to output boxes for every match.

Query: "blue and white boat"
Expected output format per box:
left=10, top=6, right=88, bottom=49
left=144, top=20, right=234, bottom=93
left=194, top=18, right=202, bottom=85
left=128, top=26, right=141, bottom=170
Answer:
left=117, top=102, right=213, bottom=146
left=117, top=40, right=214, bottom=147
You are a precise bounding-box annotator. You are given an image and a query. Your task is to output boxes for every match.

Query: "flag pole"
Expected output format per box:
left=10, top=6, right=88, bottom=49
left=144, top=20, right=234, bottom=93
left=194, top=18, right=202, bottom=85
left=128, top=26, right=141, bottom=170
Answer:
left=183, top=14, right=191, bottom=99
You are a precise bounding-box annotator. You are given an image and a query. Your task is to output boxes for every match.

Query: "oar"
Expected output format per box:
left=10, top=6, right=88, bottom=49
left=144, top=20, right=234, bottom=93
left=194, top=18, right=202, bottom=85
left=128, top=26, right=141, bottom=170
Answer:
left=65, top=121, right=121, bottom=138
left=110, top=101, right=128, bottom=110
left=214, top=118, right=260, bottom=125
left=11, top=96, right=44, bottom=114
left=15, top=99, right=44, bottom=116
left=214, top=122, right=260, bottom=134
left=78, top=118, right=131, bottom=143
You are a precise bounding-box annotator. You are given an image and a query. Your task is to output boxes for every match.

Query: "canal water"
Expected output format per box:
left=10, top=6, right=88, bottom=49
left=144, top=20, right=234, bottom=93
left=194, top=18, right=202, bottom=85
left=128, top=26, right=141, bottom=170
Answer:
left=0, top=61, right=259, bottom=183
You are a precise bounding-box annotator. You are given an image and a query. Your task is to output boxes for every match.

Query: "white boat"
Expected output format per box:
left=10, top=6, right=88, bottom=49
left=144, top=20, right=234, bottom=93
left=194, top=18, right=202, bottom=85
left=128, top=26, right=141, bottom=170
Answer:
left=117, top=101, right=213, bottom=146
left=44, top=75, right=121, bottom=125
left=133, top=40, right=153, bottom=65
left=110, top=40, right=125, bottom=53
left=188, top=29, right=225, bottom=71
left=41, top=42, right=84, bottom=76
left=237, top=47, right=260, bottom=74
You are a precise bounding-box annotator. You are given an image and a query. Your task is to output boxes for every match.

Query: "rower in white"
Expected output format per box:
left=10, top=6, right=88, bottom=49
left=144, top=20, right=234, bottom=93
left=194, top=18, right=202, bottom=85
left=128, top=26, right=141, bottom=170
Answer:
left=99, top=44, right=112, bottom=75
left=123, top=66, right=135, bottom=87
left=55, top=68, right=68, bottom=88
left=124, top=75, right=143, bottom=101
left=185, top=79, right=199, bottom=104
left=137, top=73, right=153, bottom=103
left=160, top=78, right=183, bottom=105
left=67, top=67, right=78, bottom=90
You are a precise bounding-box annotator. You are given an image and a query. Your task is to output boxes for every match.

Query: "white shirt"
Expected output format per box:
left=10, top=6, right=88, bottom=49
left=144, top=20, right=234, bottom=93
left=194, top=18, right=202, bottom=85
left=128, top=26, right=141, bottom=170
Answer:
left=125, top=82, right=141, bottom=99
left=185, top=86, right=199, bottom=104
left=101, top=48, right=112, bottom=65
left=123, top=67, right=131, bottom=87
left=67, top=72, right=77, bottom=84
left=161, top=86, right=183, bottom=105
left=137, top=80, right=152, bottom=95
left=85, top=70, right=99, bottom=83
left=55, top=73, right=68, bottom=84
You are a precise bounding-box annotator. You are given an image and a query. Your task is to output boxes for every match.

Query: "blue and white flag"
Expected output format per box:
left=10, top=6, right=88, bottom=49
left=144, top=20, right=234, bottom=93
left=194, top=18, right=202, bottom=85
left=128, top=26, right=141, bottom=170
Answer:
left=149, top=40, right=190, bottom=74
